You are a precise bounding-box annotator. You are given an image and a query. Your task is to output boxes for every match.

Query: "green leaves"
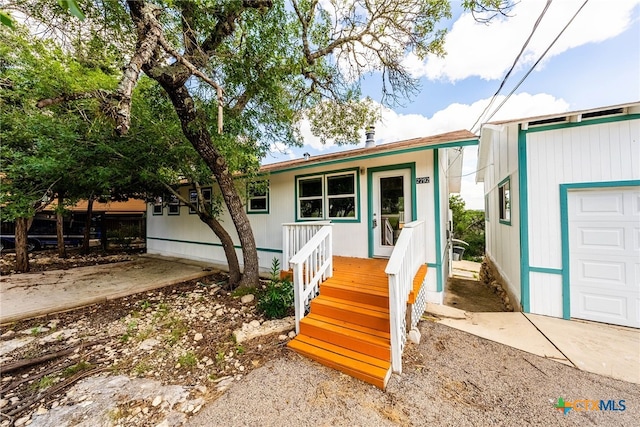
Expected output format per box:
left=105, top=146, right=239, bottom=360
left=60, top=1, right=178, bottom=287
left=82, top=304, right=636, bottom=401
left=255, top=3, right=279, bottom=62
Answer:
left=57, top=0, right=85, bottom=20
left=0, top=11, right=14, bottom=28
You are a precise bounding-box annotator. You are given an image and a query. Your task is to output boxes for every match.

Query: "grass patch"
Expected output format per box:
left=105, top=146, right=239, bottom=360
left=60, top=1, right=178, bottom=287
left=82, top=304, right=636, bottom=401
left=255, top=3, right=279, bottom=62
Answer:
left=178, top=351, right=198, bottom=367
left=31, top=375, right=55, bottom=391
left=62, top=361, right=92, bottom=378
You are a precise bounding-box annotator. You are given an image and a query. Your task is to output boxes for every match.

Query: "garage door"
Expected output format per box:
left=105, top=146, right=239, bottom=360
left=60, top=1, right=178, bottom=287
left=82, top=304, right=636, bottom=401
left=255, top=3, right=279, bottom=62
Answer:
left=568, top=187, right=639, bottom=328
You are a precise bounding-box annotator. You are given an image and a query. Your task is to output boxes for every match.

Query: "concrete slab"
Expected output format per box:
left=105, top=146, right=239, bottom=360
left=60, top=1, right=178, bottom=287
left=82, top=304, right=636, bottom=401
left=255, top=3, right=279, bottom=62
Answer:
left=435, top=312, right=571, bottom=365
left=425, top=302, right=467, bottom=319
left=0, top=254, right=215, bottom=325
left=526, top=314, right=640, bottom=384
left=452, top=260, right=481, bottom=273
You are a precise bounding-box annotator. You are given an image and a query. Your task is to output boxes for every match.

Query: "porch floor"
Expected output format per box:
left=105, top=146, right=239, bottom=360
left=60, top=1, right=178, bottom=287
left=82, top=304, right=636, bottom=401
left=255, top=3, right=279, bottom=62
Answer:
left=287, top=256, right=392, bottom=389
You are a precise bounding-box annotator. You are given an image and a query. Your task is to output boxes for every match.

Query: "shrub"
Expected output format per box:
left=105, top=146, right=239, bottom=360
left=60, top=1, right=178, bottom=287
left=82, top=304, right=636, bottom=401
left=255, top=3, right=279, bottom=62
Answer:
left=257, top=258, right=294, bottom=319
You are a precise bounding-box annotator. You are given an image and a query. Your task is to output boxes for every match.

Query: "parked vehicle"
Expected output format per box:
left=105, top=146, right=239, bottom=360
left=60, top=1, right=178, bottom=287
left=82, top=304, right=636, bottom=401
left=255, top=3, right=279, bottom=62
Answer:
left=0, top=217, right=100, bottom=252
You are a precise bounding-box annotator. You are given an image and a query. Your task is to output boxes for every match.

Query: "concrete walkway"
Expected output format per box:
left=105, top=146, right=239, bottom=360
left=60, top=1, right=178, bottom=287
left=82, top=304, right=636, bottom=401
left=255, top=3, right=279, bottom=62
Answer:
left=426, top=303, right=640, bottom=385
left=0, top=254, right=215, bottom=325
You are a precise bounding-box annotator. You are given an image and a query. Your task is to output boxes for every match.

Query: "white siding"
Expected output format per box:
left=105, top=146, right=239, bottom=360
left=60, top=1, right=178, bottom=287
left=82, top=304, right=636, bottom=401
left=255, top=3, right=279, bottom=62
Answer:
left=526, top=118, right=640, bottom=316
left=147, top=149, right=441, bottom=274
left=529, top=272, right=563, bottom=317
left=483, top=123, right=521, bottom=304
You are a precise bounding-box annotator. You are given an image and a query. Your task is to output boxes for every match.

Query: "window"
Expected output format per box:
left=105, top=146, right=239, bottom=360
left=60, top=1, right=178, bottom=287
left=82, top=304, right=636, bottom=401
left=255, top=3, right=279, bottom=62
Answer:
left=296, top=170, right=358, bottom=221
left=498, top=178, right=511, bottom=224
left=167, top=194, right=180, bottom=215
left=247, top=181, right=269, bottom=214
left=485, top=195, right=489, bottom=221
left=152, top=196, right=163, bottom=215
left=189, top=190, right=198, bottom=214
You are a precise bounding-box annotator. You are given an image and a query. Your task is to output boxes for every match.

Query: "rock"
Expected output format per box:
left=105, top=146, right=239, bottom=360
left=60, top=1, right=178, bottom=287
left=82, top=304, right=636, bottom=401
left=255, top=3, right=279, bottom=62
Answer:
left=19, top=326, right=49, bottom=335
left=39, top=328, right=78, bottom=344
left=408, top=327, right=421, bottom=344
left=194, top=333, right=204, bottom=342
left=240, top=294, right=255, bottom=304
left=14, top=416, right=30, bottom=427
left=278, top=334, right=288, bottom=340
left=288, top=331, right=296, bottom=339
left=215, top=309, right=224, bottom=316
left=0, top=330, right=15, bottom=338
left=139, top=338, right=160, bottom=351
left=36, top=406, right=48, bottom=415
left=0, top=336, right=35, bottom=357
left=0, top=399, right=7, bottom=409
left=234, top=316, right=295, bottom=343
left=152, top=395, right=163, bottom=407
left=249, top=320, right=261, bottom=328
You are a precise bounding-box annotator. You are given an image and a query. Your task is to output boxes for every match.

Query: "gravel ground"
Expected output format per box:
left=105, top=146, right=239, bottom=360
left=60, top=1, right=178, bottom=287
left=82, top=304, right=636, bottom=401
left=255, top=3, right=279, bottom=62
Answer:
left=191, top=320, right=639, bottom=427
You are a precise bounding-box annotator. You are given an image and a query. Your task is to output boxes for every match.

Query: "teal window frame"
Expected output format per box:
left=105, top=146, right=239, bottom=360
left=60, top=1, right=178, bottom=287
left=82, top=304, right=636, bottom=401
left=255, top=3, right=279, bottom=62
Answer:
left=152, top=196, right=163, bottom=216
left=498, top=177, right=511, bottom=225
left=295, top=168, right=360, bottom=223
left=247, top=180, right=270, bottom=214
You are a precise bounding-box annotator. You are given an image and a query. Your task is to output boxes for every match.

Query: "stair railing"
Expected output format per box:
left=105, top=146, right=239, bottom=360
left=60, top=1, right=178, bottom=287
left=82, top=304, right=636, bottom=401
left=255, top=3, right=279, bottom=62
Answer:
left=288, top=224, right=333, bottom=333
left=385, top=220, right=425, bottom=373
left=282, top=221, right=332, bottom=271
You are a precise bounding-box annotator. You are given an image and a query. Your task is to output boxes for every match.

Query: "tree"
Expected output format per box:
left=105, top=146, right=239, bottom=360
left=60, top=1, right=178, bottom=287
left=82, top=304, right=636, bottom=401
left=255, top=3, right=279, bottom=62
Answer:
left=18, top=0, right=511, bottom=286
left=449, top=194, right=485, bottom=260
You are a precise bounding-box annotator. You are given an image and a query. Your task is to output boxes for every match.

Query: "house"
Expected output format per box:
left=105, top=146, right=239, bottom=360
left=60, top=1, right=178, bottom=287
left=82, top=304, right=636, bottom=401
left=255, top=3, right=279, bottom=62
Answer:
left=146, top=129, right=478, bottom=388
left=477, top=102, right=640, bottom=329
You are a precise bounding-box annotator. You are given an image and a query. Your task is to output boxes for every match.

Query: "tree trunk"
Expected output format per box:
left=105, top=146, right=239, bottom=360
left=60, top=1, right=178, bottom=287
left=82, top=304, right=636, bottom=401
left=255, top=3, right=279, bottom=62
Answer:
left=14, top=217, right=30, bottom=273
left=56, top=194, right=67, bottom=258
left=161, top=84, right=260, bottom=287
left=200, top=214, right=241, bottom=287
left=81, top=197, right=94, bottom=254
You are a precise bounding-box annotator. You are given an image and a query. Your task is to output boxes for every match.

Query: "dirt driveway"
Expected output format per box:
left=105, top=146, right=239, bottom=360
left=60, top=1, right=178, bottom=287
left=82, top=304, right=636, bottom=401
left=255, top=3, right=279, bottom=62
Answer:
left=0, top=254, right=214, bottom=324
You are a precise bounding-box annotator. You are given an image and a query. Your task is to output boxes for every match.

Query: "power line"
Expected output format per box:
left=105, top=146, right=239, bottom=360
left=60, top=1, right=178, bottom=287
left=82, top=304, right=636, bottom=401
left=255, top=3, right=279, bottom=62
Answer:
left=482, top=0, right=590, bottom=125
left=469, top=0, right=553, bottom=133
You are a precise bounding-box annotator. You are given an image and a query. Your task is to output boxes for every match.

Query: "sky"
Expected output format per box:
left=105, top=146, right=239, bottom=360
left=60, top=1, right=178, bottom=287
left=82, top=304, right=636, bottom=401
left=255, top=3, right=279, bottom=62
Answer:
left=263, top=0, right=640, bottom=209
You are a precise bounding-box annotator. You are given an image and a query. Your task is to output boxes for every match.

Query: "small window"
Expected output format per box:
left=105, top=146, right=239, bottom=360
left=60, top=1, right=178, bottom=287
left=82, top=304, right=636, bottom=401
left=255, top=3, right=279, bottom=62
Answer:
left=247, top=181, right=269, bottom=214
left=298, top=176, right=324, bottom=219
left=498, top=178, right=511, bottom=224
left=189, top=190, right=198, bottom=214
left=167, top=194, right=180, bottom=215
left=152, top=196, right=163, bottom=215
left=326, top=173, right=356, bottom=218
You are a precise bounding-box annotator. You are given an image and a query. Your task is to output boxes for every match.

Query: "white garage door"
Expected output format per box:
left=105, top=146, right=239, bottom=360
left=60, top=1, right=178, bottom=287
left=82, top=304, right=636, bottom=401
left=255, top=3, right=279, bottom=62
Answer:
left=569, top=187, right=640, bottom=328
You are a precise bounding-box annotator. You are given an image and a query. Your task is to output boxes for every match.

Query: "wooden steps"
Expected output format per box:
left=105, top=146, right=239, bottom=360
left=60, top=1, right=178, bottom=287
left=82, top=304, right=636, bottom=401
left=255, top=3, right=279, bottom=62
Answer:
left=287, top=257, right=392, bottom=389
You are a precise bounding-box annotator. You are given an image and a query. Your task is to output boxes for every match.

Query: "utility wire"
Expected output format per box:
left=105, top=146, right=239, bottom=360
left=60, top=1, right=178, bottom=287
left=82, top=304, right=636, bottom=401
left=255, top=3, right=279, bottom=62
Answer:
left=470, top=0, right=553, bottom=134
left=482, top=0, right=590, bottom=125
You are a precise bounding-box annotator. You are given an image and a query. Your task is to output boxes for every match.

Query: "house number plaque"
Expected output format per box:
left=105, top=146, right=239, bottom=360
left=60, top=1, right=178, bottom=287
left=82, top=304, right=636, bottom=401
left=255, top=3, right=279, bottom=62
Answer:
left=416, top=177, right=430, bottom=184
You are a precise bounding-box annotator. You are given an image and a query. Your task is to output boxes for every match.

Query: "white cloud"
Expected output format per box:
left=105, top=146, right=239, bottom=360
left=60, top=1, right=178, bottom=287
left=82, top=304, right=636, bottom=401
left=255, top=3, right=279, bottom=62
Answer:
left=295, top=92, right=569, bottom=209
left=407, top=0, right=639, bottom=82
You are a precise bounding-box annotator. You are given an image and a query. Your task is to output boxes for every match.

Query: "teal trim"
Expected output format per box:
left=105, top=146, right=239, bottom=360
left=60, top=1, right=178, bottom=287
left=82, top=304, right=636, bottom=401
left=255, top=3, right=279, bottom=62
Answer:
left=498, top=176, right=512, bottom=225
left=529, top=266, right=563, bottom=275
left=147, top=236, right=283, bottom=254
left=525, top=113, right=640, bottom=134
left=433, top=150, right=443, bottom=292
left=559, top=179, right=640, bottom=320
left=518, top=125, right=530, bottom=312
left=270, top=139, right=479, bottom=175
left=294, top=167, right=360, bottom=223
left=366, top=162, right=417, bottom=258
left=426, top=262, right=439, bottom=268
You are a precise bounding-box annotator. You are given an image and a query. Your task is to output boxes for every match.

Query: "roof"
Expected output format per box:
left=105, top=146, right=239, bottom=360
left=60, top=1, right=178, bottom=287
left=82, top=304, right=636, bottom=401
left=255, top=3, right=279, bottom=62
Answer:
left=484, top=101, right=640, bottom=127
left=476, top=101, right=640, bottom=183
left=46, top=199, right=147, bottom=214
left=260, top=129, right=477, bottom=174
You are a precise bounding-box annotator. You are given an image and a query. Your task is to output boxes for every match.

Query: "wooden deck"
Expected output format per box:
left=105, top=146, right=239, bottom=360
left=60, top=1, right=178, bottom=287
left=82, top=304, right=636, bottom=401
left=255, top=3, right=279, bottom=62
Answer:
left=287, top=256, right=392, bottom=389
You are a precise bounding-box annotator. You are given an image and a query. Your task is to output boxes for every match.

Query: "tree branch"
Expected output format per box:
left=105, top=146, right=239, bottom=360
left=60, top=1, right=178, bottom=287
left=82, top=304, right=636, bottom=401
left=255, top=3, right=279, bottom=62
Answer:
left=35, top=90, right=110, bottom=108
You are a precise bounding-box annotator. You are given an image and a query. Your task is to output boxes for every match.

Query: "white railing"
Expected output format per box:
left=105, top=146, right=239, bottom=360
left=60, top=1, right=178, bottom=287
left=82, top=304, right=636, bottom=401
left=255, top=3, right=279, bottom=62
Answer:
left=288, top=224, right=333, bottom=333
left=282, top=221, right=332, bottom=271
left=385, top=220, right=426, bottom=373
left=383, top=217, right=394, bottom=246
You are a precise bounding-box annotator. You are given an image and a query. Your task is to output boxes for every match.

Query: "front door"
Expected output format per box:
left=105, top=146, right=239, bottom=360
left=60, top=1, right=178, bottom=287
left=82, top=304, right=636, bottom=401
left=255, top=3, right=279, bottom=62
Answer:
left=372, top=169, right=412, bottom=257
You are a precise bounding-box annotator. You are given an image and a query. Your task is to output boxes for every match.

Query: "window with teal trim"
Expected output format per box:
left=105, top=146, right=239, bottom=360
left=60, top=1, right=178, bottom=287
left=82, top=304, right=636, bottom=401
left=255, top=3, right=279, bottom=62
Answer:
left=296, top=170, right=358, bottom=221
left=498, top=178, right=511, bottom=224
left=247, top=181, right=269, bottom=214
left=167, top=194, right=180, bottom=215
left=152, top=196, right=163, bottom=215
